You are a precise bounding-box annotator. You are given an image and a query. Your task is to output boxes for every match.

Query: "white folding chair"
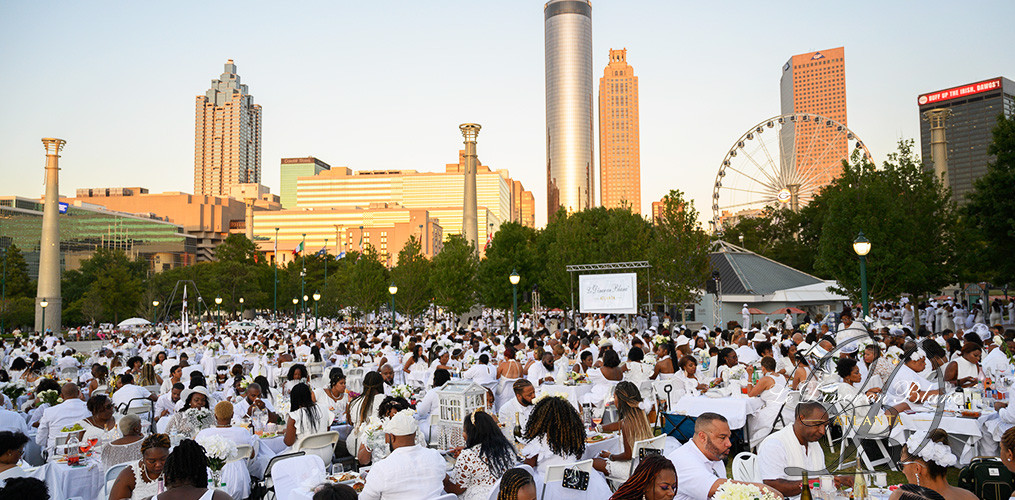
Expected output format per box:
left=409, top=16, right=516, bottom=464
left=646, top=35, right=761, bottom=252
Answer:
left=604, top=434, right=667, bottom=486
left=732, top=451, right=760, bottom=482
left=270, top=453, right=326, bottom=500
left=543, top=459, right=599, bottom=499
left=229, top=444, right=254, bottom=463
left=293, top=431, right=340, bottom=465
left=102, top=461, right=133, bottom=500
left=259, top=451, right=305, bottom=500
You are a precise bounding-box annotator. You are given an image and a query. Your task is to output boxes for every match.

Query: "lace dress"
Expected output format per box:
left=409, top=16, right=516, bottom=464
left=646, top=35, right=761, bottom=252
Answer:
left=449, top=445, right=517, bottom=500
left=102, top=438, right=143, bottom=472
left=128, top=460, right=162, bottom=500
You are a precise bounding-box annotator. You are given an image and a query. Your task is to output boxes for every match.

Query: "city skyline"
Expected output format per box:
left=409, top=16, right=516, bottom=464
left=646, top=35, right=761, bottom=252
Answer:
left=599, top=48, right=641, bottom=214
left=1, top=1, right=1012, bottom=228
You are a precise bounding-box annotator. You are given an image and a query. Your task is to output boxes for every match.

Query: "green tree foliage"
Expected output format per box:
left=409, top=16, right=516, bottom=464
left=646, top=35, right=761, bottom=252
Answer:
left=649, top=190, right=711, bottom=321
left=720, top=205, right=824, bottom=276
left=339, top=247, right=389, bottom=317
left=965, top=114, right=1015, bottom=286
left=0, top=297, right=34, bottom=331
left=477, top=222, right=539, bottom=311
left=813, top=141, right=960, bottom=302
left=430, top=234, right=478, bottom=316
left=63, top=248, right=146, bottom=324
left=536, top=207, right=652, bottom=308
left=391, top=236, right=431, bottom=321
left=1, top=244, right=33, bottom=298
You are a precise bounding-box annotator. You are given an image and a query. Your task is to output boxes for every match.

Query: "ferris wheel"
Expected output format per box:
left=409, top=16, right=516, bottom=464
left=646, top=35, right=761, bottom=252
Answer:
left=711, top=113, right=871, bottom=232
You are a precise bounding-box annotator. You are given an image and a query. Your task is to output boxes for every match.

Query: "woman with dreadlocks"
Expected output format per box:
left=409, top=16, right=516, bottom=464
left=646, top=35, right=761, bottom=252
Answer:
left=152, top=439, right=231, bottom=500
left=520, top=395, right=585, bottom=479
left=610, top=454, right=677, bottom=500
left=444, top=409, right=520, bottom=499
left=496, top=467, right=537, bottom=500
left=592, top=381, right=653, bottom=479
left=650, top=338, right=679, bottom=380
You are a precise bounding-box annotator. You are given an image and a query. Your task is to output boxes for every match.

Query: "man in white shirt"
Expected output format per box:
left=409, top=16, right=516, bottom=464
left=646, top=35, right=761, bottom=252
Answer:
left=379, top=364, right=396, bottom=396
left=110, top=374, right=156, bottom=414
left=232, top=383, right=279, bottom=424
left=983, top=335, right=1014, bottom=375
left=526, top=353, right=557, bottom=385
left=359, top=409, right=447, bottom=500
left=36, top=384, right=90, bottom=453
left=463, top=354, right=498, bottom=390
left=498, top=379, right=535, bottom=440
left=155, top=383, right=184, bottom=421
left=55, top=350, right=79, bottom=371
left=0, top=406, right=30, bottom=434
left=758, top=401, right=850, bottom=497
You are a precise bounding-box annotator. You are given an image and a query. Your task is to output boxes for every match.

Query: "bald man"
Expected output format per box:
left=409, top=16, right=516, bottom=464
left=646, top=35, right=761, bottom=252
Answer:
left=36, top=383, right=89, bottom=453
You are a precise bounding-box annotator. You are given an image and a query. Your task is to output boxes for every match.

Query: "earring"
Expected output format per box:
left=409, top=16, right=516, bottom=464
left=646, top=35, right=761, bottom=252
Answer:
left=915, top=472, right=920, bottom=486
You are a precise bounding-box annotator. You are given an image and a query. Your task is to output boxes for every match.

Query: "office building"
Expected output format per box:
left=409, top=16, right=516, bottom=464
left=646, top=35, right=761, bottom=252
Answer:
left=779, top=47, right=848, bottom=192
left=598, top=48, right=640, bottom=214
left=1, top=196, right=195, bottom=279
left=918, top=77, right=1015, bottom=202
left=194, top=60, right=262, bottom=197
left=545, top=0, right=594, bottom=218
left=280, top=157, right=331, bottom=209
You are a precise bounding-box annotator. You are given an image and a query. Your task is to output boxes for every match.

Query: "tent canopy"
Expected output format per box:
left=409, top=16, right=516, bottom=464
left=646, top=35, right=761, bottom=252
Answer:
left=117, top=317, right=151, bottom=327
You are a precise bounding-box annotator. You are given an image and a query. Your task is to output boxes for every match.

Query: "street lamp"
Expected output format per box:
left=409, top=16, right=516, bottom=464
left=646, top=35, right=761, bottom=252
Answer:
left=273, top=227, right=279, bottom=322
left=1, top=248, right=6, bottom=335
left=313, top=291, right=321, bottom=331
left=40, top=298, right=48, bottom=334
left=853, top=232, right=871, bottom=319
left=214, top=296, right=222, bottom=331
left=388, top=285, right=398, bottom=330
left=303, top=295, right=309, bottom=329
left=293, top=297, right=299, bottom=320
left=238, top=297, right=244, bottom=321
left=152, top=300, right=159, bottom=325
left=509, top=269, right=520, bottom=334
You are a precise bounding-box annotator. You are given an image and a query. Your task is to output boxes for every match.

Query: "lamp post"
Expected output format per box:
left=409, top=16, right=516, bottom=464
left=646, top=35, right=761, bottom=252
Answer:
left=293, top=297, right=299, bottom=320
left=388, top=285, right=398, bottom=330
left=302, top=295, right=309, bottom=330
left=313, top=291, right=321, bottom=331
left=273, top=227, right=279, bottom=322
left=238, top=297, right=244, bottom=320
left=300, top=233, right=306, bottom=325
left=509, top=269, right=520, bottom=334
left=152, top=300, right=159, bottom=325
left=852, top=232, right=871, bottom=320
left=40, top=298, right=48, bottom=334
left=214, top=296, right=222, bottom=331
left=1, top=248, right=7, bottom=335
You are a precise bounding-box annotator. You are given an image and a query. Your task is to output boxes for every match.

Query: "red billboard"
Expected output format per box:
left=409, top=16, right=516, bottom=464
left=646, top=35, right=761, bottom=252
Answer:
left=919, top=78, right=1002, bottom=106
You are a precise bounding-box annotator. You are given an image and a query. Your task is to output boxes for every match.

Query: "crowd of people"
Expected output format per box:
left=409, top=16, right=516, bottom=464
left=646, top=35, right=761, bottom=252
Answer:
left=0, top=299, right=1010, bottom=499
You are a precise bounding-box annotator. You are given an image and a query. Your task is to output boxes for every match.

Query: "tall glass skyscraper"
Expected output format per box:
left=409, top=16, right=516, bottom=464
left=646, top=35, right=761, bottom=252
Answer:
left=194, top=60, right=262, bottom=197
left=544, top=0, right=594, bottom=218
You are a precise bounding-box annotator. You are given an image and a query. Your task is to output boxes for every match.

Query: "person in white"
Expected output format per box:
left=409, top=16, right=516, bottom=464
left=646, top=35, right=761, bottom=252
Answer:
left=746, top=357, right=789, bottom=447
left=155, top=383, right=183, bottom=422
left=741, top=305, right=751, bottom=330
left=359, top=408, right=448, bottom=500
left=56, top=350, right=80, bottom=371
left=526, top=352, right=557, bottom=385
left=195, top=401, right=253, bottom=499
left=666, top=412, right=776, bottom=500
left=884, top=349, right=940, bottom=413
left=110, top=373, right=156, bottom=414
left=36, top=383, right=90, bottom=453
left=497, top=379, right=535, bottom=440
left=463, top=353, right=498, bottom=391
left=759, top=402, right=852, bottom=497
left=0, top=405, right=29, bottom=435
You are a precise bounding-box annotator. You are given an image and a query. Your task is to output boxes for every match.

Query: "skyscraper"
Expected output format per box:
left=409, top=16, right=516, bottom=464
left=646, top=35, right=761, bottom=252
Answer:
left=280, top=156, right=331, bottom=208
left=918, top=77, right=1014, bottom=203
left=598, top=48, right=640, bottom=214
left=545, top=0, right=594, bottom=218
left=194, top=60, right=262, bottom=197
left=779, top=47, right=847, bottom=192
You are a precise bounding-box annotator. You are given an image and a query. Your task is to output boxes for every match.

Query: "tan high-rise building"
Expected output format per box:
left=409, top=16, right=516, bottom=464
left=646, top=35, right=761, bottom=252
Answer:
left=779, top=47, right=847, bottom=191
left=194, top=60, right=262, bottom=197
left=598, top=48, right=640, bottom=214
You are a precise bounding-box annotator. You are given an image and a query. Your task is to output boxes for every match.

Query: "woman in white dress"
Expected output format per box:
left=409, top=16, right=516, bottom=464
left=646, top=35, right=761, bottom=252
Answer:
left=747, top=357, right=788, bottom=447
left=109, top=433, right=171, bottom=500
left=313, top=369, right=348, bottom=423
left=165, top=386, right=214, bottom=438
left=445, top=409, right=520, bottom=500
left=0, top=431, right=30, bottom=482
left=592, top=382, right=653, bottom=481
left=623, top=347, right=654, bottom=384
left=77, top=394, right=121, bottom=449
left=402, top=344, right=429, bottom=388
left=282, top=383, right=334, bottom=448
left=944, top=343, right=983, bottom=388
left=521, top=396, right=585, bottom=480
left=347, top=371, right=385, bottom=452
left=673, top=355, right=707, bottom=395
left=649, top=340, right=679, bottom=380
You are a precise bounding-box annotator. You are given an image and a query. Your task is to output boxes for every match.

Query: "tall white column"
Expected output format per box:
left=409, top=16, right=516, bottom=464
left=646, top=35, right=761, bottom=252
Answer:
left=36, top=138, right=65, bottom=334
left=460, top=123, right=481, bottom=250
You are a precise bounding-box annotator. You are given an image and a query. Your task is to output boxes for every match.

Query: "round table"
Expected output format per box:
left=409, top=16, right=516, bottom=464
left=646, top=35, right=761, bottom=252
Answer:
left=898, top=412, right=985, bottom=465
left=536, top=384, right=593, bottom=411
left=28, top=458, right=104, bottom=500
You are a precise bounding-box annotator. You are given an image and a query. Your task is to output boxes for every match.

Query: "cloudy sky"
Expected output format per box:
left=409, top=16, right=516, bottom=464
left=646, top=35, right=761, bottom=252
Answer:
left=1, top=1, right=1011, bottom=227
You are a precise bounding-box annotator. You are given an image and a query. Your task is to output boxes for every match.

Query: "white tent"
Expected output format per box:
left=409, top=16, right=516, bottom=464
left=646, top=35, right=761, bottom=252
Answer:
left=117, top=317, right=151, bottom=328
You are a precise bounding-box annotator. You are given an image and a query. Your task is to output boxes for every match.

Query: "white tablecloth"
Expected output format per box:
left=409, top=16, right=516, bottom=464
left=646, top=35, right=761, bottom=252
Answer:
left=671, top=396, right=763, bottom=430
left=28, top=459, right=104, bottom=500
left=537, top=384, right=592, bottom=410
left=899, top=412, right=984, bottom=465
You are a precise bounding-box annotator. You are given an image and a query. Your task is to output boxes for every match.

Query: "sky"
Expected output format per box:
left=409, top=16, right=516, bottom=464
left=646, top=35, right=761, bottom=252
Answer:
left=1, top=1, right=1012, bottom=228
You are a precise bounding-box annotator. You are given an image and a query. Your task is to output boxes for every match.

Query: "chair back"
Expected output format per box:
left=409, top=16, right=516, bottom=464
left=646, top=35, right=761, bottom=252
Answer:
left=629, top=434, right=668, bottom=476
left=732, top=452, right=760, bottom=482
left=270, top=453, right=325, bottom=500
left=262, top=451, right=305, bottom=492
left=544, top=459, right=607, bottom=499
left=123, top=398, right=154, bottom=418
left=229, top=444, right=254, bottom=463
left=428, top=413, right=441, bottom=446
left=143, top=385, right=160, bottom=395
left=433, top=494, right=457, bottom=500
left=293, top=431, right=339, bottom=464
left=102, top=461, right=133, bottom=500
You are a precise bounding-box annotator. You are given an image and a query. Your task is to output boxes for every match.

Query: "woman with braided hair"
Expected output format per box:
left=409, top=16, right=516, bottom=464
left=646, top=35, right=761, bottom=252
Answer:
left=593, top=381, right=653, bottom=479
left=109, top=433, right=171, bottom=500
left=520, top=395, right=585, bottom=479
left=496, top=467, right=537, bottom=500
left=610, top=454, right=677, bottom=500
left=153, top=439, right=231, bottom=500
left=650, top=339, right=679, bottom=380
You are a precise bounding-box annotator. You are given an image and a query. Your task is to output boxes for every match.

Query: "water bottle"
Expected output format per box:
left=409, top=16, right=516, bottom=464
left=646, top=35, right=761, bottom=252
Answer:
left=66, top=433, right=80, bottom=460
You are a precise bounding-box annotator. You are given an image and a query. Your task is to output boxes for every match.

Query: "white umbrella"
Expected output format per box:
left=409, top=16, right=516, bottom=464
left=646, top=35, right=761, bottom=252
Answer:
left=117, top=317, right=151, bottom=328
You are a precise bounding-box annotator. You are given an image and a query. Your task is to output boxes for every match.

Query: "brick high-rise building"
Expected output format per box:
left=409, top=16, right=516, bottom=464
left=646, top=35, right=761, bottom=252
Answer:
left=598, top=48, right=640, bottom=214
left=779, top=47, right=847, bottom=192
left=194, top=60, right=262, bottom=197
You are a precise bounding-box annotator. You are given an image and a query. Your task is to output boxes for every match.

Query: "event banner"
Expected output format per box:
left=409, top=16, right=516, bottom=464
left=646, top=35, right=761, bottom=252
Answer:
left=578, top=273, right=638, bottom=314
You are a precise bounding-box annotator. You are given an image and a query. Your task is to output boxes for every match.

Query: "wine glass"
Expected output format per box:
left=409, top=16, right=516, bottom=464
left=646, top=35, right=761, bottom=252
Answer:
left=591, top=408, right=603, bottom=431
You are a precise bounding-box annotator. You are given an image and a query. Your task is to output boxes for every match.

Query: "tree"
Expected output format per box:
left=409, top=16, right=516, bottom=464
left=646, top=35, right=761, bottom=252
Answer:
left=391, top=236, right=431, bottom=322
left=215, top=234, right=257, bottom=264
left=813, top=141, right=960, bottom=302
left=340, top=247, right=389, bottom=317
left=1, top=244, right=33, bottom=298
left=649, top=190, right=711, bottom=322
left=63, top=248, right=146, bottom=324
left=965, top=114, right=1015, bottom=286
left=477, top=222, right=538, bottom=311
left=720, top=206, right=822, bottom=276
left=430, top=234, right=478, bottom=317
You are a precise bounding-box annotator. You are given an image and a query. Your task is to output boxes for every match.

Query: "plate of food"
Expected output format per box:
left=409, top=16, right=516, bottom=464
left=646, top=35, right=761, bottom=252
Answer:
left=585, top=434, right=608, bottom=443
left=328, top=472, right=360, bottom=484
left=960, top=410, right=981, bottom=418
left=257, top=432, right=279, bottom=439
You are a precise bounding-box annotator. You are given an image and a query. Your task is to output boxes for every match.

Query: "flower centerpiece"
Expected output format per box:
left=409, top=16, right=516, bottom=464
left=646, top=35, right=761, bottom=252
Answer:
left=390, top=384, right=415, bottom=400
left=197, top=434, right=237, bottom=487
left=712, top=481, right=781, bottom=500
left=38, top=389, right=62, bottom=406
left=184, top=407, right=214, bottom=433
left=566, top=371, right=588, bottom=386
left=1, top=381, right=27, bottom=402
left=652, top=335, right=670, bottom=347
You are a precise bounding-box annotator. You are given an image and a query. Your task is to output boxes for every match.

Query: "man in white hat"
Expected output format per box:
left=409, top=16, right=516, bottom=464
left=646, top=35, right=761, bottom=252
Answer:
left=741, top=304, right=751, bottom=330
left=359, top=409, right=447, bottom=500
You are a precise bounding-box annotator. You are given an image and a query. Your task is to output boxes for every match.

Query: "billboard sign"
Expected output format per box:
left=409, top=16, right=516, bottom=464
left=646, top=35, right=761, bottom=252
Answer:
left=58, top=202, right=68, bottom=214
left=578, top=273, right=638, bottom=314
left=918, top=78, right=1001, bottom=106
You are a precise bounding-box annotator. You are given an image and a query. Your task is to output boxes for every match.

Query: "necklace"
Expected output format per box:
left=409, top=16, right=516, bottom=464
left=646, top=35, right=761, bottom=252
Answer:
left=141, top=459, right=162, bottom=483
